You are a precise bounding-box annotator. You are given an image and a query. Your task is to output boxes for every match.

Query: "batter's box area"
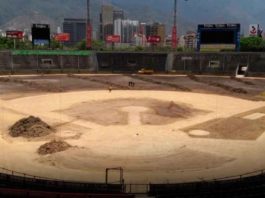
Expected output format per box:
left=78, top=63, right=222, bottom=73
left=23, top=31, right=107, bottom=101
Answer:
left=183, top=107, right=265, bottom=140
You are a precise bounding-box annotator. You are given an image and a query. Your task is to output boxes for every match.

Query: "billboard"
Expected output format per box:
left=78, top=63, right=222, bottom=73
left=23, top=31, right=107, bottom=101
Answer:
left=54, top=33, right=70, bottom=42
left=106, top=35, right=121, bottom=43
left=197, top=24, right=240, bottom=52
left=147, top=35, right=161, bottom=44
left=249, top=24, right=259, bottom=36
left=249, top=24, right=263, bottom=37
left=32, top=24, right=50, bottom=46
left=6, top=31, right=23, bottom=39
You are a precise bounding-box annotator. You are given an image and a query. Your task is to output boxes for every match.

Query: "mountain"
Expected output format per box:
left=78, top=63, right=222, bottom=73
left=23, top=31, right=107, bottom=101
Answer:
left=0, top=0, right=264, bottom=35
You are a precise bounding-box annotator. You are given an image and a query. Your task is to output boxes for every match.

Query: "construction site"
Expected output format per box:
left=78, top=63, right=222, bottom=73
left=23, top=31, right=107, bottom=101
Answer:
left=0, top=73, right=265, bottom=188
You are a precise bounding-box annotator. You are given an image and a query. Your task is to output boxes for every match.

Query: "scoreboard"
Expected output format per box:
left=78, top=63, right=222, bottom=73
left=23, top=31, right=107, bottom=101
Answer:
left=197, top=24, right=241, bottom=52
left=32, top=24, right=50, bottom=46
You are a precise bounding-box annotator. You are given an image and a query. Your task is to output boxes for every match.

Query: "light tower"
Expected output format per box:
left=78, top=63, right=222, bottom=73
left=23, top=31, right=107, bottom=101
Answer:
left=86, top=0, right=92, bottom=49
left=172, top=0, right=178, bottom=49
left=172, top=0, right=188, bottom=49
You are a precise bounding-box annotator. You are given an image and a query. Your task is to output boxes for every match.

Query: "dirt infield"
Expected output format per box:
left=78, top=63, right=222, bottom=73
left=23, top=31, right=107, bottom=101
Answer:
left=61, top=98, right=206, bottom=126
left=0, top=74, right=265, bottom=184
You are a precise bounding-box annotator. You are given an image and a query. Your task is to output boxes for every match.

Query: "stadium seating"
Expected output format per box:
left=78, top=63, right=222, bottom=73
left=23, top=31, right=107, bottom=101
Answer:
left=0, top=172, right=134, bottom=198
left=149, top=172, right=265, bottom=198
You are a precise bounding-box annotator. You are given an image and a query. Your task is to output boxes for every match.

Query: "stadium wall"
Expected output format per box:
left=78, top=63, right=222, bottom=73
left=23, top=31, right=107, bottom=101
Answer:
left=0, top=51, right=265, bottom=76
left=171, top=52, right=265, bottom=76
left=0, top=51, right=97, bottom=73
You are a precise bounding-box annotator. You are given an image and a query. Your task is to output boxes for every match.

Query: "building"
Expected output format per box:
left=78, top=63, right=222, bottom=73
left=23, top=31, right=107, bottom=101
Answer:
left=100, top=5, right=126, bottom=42
left=184, top=31, right=196, bottom=49
left=113, top=10, right=125, bottom=21
left=152, top=23, right=166, bottom=46
left=63, top=18, right=86, bottom=46
left=144, top=23, right=166, bottom=46
left=114, top=19, right=140, bottom=44
left=100, top=5, right=114, bottom=40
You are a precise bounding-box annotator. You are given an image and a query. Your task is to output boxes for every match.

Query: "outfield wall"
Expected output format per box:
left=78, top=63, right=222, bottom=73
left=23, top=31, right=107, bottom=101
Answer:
left=171, top=52, right=262, bottom=76
left=0, top=50, right=97, bottom=73
left=0, top=51, right=265, bottom=76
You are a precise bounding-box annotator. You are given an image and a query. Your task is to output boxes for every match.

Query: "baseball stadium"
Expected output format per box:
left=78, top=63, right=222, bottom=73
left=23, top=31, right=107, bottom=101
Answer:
left=0, top=49, right=265, bottom=197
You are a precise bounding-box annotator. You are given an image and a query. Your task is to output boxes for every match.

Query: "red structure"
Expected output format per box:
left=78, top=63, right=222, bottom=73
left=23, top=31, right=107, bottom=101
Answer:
left=147, top=36, right=161, bottom=44
left=106, top=35, right=121, bottom=43
left=6, top=31, right=23, bottom=39
left=172, top=26, right=177, bottom=49
left=172, top=0, right=178, bottom=49
left=54, top=33, right=70, bottom=42
left=86, top=0, right=92, bottom=49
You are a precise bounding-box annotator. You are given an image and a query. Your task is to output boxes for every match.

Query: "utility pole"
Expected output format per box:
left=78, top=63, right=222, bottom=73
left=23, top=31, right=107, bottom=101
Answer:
left=172, top=0, right=178, bottom=49
left=86, top=0, right=92, bottom=49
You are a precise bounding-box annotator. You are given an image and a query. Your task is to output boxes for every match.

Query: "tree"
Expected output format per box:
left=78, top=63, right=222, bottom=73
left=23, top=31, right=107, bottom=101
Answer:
left=240, top=37, right=265, bottom=52
left=50, top=39, right=63, bottom=50
left=76, top=40, right=104, bottom=50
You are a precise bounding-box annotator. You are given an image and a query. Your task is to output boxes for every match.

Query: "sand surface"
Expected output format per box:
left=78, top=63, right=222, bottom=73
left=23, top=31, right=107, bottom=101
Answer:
left=0, top=89, right=265, bottom=184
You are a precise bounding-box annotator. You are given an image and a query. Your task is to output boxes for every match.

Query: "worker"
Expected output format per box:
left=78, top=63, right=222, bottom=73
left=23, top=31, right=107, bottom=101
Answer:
left=108, top=85, right=112, bottom=93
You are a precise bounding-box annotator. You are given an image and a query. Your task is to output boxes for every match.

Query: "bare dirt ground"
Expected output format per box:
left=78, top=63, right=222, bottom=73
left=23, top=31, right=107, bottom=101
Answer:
left=184, top=106, right=265, bottom=140
left=61, top=98, right=206, bottom=126
left=0, top=74, right=265, bottom=184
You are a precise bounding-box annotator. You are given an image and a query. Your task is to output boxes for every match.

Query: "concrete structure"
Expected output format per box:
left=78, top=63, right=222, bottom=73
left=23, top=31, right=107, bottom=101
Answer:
left=178, top=35, right=186, bottom=48
left=1, top=50, right=265, bottom=76
left=145, top=23, right=166, bottom=46
left=100, top=5, right=114, bottom=40
left=184, top=31, right=197, bottom=49
left=63, top=18, right=86, bottom=46
left=100, top=5, right=126, bottom=42
left=114, top=19, right=140, bottom=44
left=154, top=23, right=166, bottom=46
left=113, top=10, right=125, bottom=21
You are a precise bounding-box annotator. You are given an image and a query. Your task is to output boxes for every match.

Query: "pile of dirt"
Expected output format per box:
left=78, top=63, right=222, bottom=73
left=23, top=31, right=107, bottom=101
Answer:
left=153, top=101, right=194, bottom=118
left=9, top=116, right=54, bottom=138
left=38, top=140, right=72, bottom=155
left=61, top=98, right=205, bottom=126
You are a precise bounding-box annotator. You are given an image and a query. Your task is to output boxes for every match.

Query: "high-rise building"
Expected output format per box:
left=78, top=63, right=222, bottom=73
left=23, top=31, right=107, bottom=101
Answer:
left=144, top=23, right=166, bottom=46
left=114, top=19, right=139, bottom=44
left=152, top=23, right=166, bottom=46
left=184, top=31, right=197, bottom=49
left=100, top=5, right=126, bottom=41
left=100, top=5, right=114, bottom=40
left=113, top=10, right=125, bottom=21
left=63, top=18, right=86, bottom=46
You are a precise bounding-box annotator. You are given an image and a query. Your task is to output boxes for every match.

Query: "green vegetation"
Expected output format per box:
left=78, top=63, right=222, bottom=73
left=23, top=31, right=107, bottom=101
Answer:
left=0, top=37, right=32, bottom=50
left=76, top=40, right=104, bottom=51
left=0, top=36, right=192, bottom=53
left=240, top=37, right=265, bottom=52
left=0, top=37, right=64, bottom=50
left=12, top=50, right=92, bottom=56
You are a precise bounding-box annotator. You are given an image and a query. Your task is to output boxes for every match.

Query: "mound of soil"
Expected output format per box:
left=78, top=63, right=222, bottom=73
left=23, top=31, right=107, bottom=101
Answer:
left=153, top=101, right=193, bottom=118
left=9, top=116, right=54, bottom=138
left=38, top=140, right=72, bottom=155
left=61, top=98, right=206, bottom=126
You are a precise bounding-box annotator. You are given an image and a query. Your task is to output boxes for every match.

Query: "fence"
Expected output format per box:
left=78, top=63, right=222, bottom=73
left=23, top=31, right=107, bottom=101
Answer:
left=1, top=166, right=265, bottom=195
left=1, top=51, right=265, bottom=76
left=171, top=52, right=265, bottom=76
left=0, top=50, right=97, bottom=73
